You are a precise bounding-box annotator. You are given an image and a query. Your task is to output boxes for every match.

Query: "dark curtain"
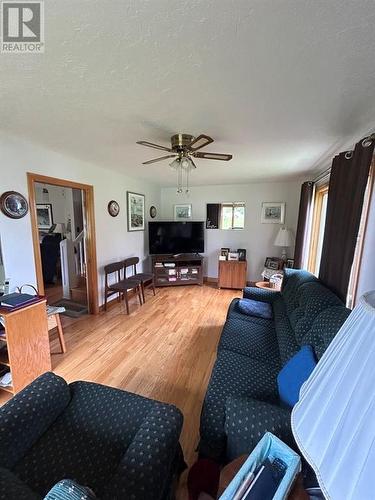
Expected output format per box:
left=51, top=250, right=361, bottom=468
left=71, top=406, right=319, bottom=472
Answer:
left=294, top=181, right=314, bottom=269
left=319, top=136, right=375, bottom=302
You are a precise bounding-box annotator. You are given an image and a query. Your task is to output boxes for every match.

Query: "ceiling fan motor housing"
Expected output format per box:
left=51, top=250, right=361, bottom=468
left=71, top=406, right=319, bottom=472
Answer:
left=171, top=134, right=195, bottom=152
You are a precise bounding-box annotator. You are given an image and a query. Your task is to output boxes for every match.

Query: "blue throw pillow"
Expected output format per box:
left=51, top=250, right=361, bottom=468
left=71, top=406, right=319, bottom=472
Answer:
left=277, top=345, right=317, bottom=408
left=237, top=298, right=273, bottom=319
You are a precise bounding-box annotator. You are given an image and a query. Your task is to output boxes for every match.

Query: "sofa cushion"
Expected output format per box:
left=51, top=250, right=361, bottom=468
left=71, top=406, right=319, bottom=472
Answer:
left=237, top=298, right=273, bottom=319
left=198, top=350, right=280, bottom=461
left=13, top=381, right=175, bottom=497
left=0, top=372, right=71, bottom=470
left=224, top=397, right=293, bottom=462
left=273, top=297, right=300, bottom=365
left=277, top=345, right=317, bottom=408
left=227, top=299, right=273, bottom=328
left=281, top=269, right=318, bottom=316
left=218, top=314, right=279, bottom=363
left=288, top=282, right=343, bottom=343
left=301, top=306, right=351, bottom=359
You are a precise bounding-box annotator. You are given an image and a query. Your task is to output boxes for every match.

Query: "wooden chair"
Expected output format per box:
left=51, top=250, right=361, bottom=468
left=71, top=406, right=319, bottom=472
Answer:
left=104, top=261, right=143, bottom=314
left=124, top=257, right=156, bottom=304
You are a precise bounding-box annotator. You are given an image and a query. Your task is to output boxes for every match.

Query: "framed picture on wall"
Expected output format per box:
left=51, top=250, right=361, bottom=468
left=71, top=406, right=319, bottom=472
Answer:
left=127, top=192, right=145, bottom=231
left=36, top=203, right=54, bottom=229
left=174, top=204, right=192, bottom=220
left=261, top=202, right=285, bottom=224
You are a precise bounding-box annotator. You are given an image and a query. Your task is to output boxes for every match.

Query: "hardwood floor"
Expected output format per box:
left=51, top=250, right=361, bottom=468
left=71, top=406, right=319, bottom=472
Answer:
left=1, top=284, right=240, bottom=475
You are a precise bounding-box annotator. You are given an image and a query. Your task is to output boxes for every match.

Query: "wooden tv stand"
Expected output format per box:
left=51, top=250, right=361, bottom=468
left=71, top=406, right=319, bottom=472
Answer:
left=152, top=254, right=204, bottom=287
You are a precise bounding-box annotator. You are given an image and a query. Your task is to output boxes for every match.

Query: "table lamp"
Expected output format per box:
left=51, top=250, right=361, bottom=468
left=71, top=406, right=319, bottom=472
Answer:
left=274, top=227, right=294, bottom=261
left=292, top=290, right=375, bottom=500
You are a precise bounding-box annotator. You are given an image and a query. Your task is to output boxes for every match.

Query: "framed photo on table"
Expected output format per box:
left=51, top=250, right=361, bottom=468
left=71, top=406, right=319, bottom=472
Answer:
left=36, top=204, right=54, bottom=229
left=261, top=202, right=285, bottom=224
left=127, top=192, right=145, bottom=231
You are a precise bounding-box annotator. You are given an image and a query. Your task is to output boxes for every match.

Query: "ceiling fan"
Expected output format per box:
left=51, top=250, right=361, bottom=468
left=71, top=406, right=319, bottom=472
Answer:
left=136, top=133, right=232, bottom=165
left=136, top=134, right=233, bottom=193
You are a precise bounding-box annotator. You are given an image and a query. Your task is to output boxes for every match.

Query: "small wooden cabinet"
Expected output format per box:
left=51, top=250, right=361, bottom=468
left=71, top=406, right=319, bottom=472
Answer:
left=218, top=260, right=247, bottom=289
left=0, top=300, right=51, bottom=394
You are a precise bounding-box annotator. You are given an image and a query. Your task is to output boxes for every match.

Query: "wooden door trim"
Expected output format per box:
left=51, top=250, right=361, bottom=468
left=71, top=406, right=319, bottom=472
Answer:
left=27, top=173, right=99, bottom=315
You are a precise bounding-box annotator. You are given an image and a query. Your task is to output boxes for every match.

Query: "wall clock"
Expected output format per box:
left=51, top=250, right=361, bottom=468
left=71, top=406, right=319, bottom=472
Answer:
left=108, top=200, right=120, bottom=217
left=149, top=206, right=157, bottom=218
left=0, top=191, right=29, bottom=219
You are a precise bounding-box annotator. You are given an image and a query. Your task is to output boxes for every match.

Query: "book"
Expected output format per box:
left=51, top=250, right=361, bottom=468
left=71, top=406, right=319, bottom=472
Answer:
left=0, top=293, right=37, bottom=308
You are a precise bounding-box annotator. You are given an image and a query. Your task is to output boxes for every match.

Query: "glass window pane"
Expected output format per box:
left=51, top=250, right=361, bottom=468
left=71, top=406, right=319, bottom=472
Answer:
left=221, top=206, right=233, bottom=230
left=314, top=192, right=328, bottom=275
left=233, top=205, right=245, bottom=229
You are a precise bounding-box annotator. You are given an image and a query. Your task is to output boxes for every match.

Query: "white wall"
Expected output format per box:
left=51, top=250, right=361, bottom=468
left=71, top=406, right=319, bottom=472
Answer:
left=0, top=133, right=160, bottom=304
left=356, top=191, right=375, bottom=298
left=160, top=181, right=302, bottom=281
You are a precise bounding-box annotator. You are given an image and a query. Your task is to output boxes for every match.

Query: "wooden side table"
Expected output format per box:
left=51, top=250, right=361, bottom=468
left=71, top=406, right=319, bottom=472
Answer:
left=218, top=260, right=247, bottom=289
left=255, top=280, right=281, bottom=292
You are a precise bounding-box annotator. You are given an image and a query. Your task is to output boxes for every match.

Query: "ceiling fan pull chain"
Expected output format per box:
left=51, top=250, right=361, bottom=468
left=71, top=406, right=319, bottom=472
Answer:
left=186, top=164, right=190, bottom=194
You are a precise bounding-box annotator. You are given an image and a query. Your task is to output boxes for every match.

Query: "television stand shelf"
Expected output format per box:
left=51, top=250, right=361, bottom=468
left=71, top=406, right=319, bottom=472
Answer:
left=152, top=254, right=204, bottom=287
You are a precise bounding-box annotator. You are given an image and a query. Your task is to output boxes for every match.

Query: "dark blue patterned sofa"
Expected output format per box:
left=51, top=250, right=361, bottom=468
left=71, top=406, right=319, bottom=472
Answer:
left=0, top=372, right=184, bottom=500
left=198, top=269, right=351, bottom=463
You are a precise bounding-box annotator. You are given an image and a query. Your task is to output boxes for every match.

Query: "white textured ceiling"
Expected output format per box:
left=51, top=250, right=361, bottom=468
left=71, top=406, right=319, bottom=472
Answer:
left=1, top=0, right=375, bottom=186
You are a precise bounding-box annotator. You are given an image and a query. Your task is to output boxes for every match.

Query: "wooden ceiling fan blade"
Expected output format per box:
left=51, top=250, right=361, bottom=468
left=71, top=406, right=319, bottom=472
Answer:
left=194, top=152, right=233, bottom=161
left=137, top=141, right=173, bottom=152
left=142, top=155, right=177, bottom=165
left=188, top=134, right=214, bottom=151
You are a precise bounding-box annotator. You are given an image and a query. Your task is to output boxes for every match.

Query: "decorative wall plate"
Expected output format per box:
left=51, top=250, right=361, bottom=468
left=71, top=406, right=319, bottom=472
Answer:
left=108, top=200, right=120, bottom=217
left=0, top=191, right=29, bottom=219
left=149, top=206, right=157, bottom=218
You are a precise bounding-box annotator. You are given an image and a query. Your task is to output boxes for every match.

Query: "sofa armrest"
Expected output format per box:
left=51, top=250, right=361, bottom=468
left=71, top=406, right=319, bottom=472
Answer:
left=101, top=404, right=184, bottom=500
left=243, top=287, right=281, bottom=303
left=224, top=396, right=294, bottom=462
left=0, top=372, right=71, bottom=469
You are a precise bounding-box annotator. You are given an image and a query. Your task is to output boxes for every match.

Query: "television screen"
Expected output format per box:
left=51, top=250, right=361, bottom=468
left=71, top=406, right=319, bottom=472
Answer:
left=148, top=221, right=204, bottom=255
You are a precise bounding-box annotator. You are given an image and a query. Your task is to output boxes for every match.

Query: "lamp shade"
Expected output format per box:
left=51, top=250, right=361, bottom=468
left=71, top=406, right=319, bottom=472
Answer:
left=274, top=227, right=294, bottom=247
left=292, top=291, right=375, bottom=500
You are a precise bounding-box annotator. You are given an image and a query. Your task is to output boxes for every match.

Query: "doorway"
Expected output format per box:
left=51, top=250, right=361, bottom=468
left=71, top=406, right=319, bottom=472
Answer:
left=27, top=173, right=99, bottom=315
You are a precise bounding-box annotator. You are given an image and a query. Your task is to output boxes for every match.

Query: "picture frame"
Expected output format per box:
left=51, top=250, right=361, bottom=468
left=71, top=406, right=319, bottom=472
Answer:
left=228, top=252, right=239, bottom=261
left=237, top=248, right=247, bottom=261
left=127, top=191, right=145, bottom=231
left=261, top=202, right=285, bottom=224
left=174, top=204, right=192, bottom=220
left=220, top=247, right=230, bottom=260
left=285, top=258, right=295, bottom=269
left=36, top=203, right=54, bottom=229
left=264, top=257, right=284, bottom=270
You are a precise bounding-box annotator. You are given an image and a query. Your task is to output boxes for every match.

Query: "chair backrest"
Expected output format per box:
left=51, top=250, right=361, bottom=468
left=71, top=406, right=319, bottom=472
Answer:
left=124, top=257, right=139, bottom=276
left=104, top=261, right=123, bottom=287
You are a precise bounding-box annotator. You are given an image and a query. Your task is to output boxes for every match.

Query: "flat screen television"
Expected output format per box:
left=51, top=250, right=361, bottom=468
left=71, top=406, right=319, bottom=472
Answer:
left=148, top=221, right=204, bottom=255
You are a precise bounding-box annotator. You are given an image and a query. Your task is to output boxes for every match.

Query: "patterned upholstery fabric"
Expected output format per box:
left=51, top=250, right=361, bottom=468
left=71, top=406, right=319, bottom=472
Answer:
left=0, top=467, right=40, bottom=500
left=224, top=397, right=294, bottom=462
left=218, top=311, right=279, bottom=363
left=0, top=372, right=70, bottom=470
left=44, top=480, right=96, bottom=500
left=243, top=287, right=281, bottom=303
left=199, top=269, right=351, bottom=463
left=199, top=350, right=279, bottom=461
left=0, top=373, right=184, bottom=500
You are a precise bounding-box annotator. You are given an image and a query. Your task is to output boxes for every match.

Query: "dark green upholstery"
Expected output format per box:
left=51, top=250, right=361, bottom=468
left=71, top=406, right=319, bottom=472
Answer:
left=199, top=269, right=351, bottom=462
left=0, top=373, right=184, bottom=500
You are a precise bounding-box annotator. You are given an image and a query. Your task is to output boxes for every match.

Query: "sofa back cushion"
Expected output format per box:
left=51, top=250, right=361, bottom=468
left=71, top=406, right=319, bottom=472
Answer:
left=300, top=306, right=351, bottom=359
left=281, top=269, right=318, bottom=316
left=288, top=282, right=343, bottom=343
left=273, top=297, right=299, bottom=365
left=0, top=372, right=71, bottom=470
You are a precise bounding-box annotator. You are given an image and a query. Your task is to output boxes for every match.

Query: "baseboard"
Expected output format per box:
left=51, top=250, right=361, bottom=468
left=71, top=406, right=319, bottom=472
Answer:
left=204, top=276, right=218, bottom=283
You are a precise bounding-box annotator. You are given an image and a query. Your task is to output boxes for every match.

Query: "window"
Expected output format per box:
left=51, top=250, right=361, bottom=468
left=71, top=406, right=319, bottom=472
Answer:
left=308, top=185, right=329, bottom=275
left=220, top=202, right=245, bottom=230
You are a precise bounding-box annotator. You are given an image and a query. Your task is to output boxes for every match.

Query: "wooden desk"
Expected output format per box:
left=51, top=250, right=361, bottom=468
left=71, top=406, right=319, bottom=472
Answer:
left=218, top=260, right=247, bottom=289
left=0, top=300, right=51, bottom=394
